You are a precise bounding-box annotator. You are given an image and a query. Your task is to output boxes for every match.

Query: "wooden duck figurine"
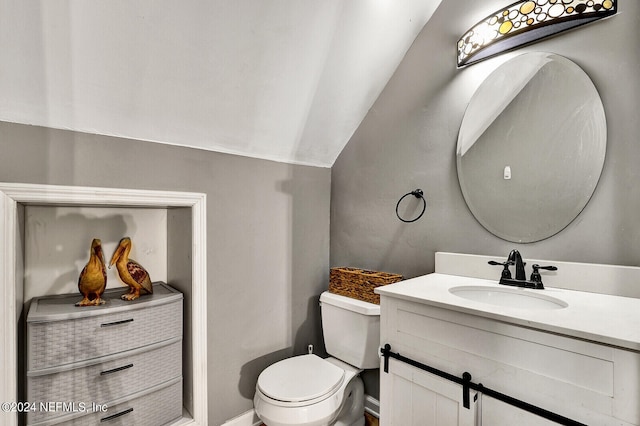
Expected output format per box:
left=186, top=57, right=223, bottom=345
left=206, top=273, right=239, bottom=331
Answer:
left=109, top=237, right=153, bottom=301
left=76, top=238, right=107, bottom=306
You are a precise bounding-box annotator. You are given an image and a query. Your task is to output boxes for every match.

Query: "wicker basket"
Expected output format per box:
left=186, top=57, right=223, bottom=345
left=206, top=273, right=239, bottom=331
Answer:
left=329, top=267, right=403, bottom=304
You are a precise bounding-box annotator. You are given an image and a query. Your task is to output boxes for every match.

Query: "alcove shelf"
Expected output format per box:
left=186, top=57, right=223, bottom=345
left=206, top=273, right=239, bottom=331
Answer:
left=0, top=183, right=208, bottom=426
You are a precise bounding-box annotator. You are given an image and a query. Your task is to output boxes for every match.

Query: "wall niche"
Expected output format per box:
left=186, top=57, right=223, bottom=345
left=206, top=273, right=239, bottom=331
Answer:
left=0, top=183, right=208, bottom=426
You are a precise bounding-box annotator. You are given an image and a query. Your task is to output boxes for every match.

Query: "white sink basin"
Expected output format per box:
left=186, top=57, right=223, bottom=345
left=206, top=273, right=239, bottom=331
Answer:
left=449, top=285, right=568, bottom=310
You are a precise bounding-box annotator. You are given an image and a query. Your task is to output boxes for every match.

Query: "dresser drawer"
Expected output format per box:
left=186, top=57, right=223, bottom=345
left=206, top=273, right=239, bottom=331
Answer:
left=28, top=298, right=182, bottom=372
left=32, top=378, right=183, bottom=426
left=27, top=339, right=182, bottom=424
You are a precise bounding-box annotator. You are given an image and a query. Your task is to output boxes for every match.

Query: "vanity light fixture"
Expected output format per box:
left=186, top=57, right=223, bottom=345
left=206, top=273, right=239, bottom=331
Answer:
left=457, top=0, right=617, bottom=67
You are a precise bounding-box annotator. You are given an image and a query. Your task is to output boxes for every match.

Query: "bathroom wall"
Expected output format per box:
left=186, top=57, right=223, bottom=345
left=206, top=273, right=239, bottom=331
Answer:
left=0, top=121, right=331, bottom=425
left=331, top=0, right=640, bottom=398
left=332, top=0, right=640, bottom=280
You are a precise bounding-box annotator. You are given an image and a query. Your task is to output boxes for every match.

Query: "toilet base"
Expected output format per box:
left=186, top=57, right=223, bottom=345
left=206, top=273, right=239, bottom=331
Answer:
left=255, top=375, right=365, bottom=426
left=333, top=376, right=365, bottom=426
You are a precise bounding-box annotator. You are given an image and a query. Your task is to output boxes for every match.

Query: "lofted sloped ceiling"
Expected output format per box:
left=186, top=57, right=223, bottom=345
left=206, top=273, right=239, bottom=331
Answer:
left=0, top=0, right=442, bottom=167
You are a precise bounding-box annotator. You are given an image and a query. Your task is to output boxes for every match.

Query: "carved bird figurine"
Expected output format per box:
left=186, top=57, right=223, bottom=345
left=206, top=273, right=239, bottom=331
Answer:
left=109, top=237, right=153, bottom=301
left=76, top=238, right=107, bottom=307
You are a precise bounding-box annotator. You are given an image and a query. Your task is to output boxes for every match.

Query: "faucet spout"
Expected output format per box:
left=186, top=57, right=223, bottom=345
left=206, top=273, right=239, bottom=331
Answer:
left=508, top=249, right=526, bottom=281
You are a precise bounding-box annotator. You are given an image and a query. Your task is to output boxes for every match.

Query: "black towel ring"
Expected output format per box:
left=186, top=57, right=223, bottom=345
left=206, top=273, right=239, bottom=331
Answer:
left=396, top=189, right=426, bottom=223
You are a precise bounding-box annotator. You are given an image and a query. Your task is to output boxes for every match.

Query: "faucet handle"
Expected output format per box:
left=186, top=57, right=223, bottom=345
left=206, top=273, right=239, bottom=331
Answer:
left=530, top=264, right=558, bottom=289
left=488, top=260, right=514, bottom=279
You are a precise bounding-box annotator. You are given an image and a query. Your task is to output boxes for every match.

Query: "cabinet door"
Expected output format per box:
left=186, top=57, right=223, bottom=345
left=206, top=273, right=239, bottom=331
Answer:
left=380, top=358, right=478, bottom=426
left=481, top=398, right=558, bottom=426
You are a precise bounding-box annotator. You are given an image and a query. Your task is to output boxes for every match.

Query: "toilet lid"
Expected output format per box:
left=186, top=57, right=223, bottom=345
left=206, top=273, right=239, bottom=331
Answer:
left=257, top=354, right=345, bottom=403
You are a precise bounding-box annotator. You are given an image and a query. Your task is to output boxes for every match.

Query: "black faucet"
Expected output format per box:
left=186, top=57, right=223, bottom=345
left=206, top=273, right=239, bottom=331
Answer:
left=507, top=249, right=526, bottom=281
left=488, top=250, right=557, bottom=289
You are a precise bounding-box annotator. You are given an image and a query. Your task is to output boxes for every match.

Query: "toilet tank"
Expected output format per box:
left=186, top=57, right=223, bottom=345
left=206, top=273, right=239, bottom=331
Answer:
left=319, top=291, right=380, bottom=369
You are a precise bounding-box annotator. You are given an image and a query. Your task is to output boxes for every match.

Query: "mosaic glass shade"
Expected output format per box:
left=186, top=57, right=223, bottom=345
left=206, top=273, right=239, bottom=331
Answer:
left=457, top=0, right=617, bottom=67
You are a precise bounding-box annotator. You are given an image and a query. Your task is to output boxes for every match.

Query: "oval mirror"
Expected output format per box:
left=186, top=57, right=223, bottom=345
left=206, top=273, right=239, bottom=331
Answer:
left=456, top=52, right=606, bottom=243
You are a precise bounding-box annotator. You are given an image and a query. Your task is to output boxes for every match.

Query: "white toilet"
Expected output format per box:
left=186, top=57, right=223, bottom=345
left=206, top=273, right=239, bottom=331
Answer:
left=254, top=291, right=380, bottom=426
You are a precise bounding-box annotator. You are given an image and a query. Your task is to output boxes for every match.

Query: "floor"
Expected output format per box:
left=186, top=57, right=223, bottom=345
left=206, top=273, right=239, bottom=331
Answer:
left=364, top=412, right=379, bottom=425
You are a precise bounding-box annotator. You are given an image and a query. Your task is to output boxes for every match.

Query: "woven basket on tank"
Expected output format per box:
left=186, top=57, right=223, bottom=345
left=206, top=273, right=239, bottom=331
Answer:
left=329, top=267, right=403, bottom=304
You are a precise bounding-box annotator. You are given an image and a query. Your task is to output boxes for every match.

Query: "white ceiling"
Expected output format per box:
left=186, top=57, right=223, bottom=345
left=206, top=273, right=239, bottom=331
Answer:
left=0, top=0, right=442, bottom=167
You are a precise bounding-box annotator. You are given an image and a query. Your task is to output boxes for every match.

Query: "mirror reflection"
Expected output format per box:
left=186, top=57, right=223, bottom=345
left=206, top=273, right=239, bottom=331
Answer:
left=457, top=52, right=606, bottom=243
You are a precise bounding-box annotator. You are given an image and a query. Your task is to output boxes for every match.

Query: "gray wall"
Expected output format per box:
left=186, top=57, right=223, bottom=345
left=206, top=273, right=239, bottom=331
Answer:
left=0, top=121, right=331, bottom=425
left=331, top=0, right=640, bottom=397
left=332, top=0, right=640, bottom=277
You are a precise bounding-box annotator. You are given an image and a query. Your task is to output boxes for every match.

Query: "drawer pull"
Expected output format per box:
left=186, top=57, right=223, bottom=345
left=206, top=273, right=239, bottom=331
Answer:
left=100, top=363, right=134, bottom=376
left=100, top=318, right=134, bottom=327
left=101, top=407, right=133, bottom=422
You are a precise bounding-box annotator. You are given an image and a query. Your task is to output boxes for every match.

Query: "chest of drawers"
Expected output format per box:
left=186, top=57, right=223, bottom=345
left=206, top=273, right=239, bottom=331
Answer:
left=26, top=282, right=183, bottom=426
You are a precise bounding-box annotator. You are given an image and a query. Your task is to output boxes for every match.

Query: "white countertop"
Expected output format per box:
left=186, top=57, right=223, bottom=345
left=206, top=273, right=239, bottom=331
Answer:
left=376, top=273, right=640, bottom=352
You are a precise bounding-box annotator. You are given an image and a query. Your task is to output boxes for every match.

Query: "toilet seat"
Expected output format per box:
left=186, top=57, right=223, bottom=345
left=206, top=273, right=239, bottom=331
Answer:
left=257, top=354, right=345, bottom=405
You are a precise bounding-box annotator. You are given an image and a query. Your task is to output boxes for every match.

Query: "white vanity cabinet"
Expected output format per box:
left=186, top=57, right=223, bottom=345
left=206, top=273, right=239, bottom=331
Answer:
left=26, top=282, right=183, bottom=426
left=378, top=290, right=640, bottom=426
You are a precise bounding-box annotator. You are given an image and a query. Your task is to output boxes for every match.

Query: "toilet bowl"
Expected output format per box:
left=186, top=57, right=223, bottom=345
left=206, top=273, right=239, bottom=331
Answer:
left=253, top=355, right=364, bottom=426
left=254, top=292, right=379, bottom=426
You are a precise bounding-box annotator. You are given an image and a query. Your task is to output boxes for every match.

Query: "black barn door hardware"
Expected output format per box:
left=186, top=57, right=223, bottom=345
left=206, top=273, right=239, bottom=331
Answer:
left=381, top=344, right=586, bottom=426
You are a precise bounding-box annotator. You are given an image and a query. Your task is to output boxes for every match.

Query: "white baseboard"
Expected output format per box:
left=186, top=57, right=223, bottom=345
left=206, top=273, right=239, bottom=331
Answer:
left=364, top=394, right=380, bottom=418
left=222, top=409, right=262, bottom=426
left=224, top=395, right=380, bottom=425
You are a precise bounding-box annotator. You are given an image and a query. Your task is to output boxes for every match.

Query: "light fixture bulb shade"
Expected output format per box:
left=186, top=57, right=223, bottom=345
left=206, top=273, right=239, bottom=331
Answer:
left=457, top=0, right=617, bottom=67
